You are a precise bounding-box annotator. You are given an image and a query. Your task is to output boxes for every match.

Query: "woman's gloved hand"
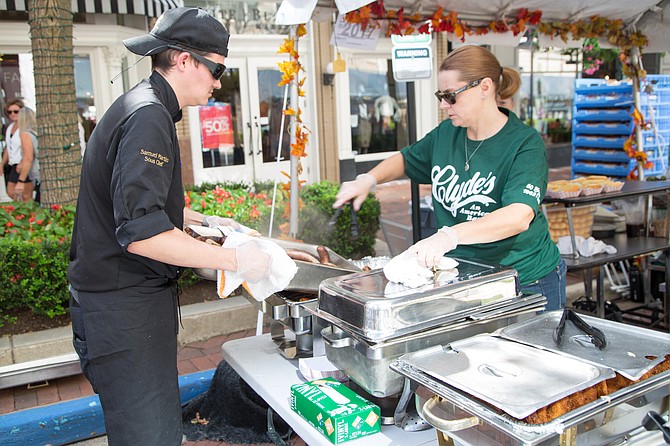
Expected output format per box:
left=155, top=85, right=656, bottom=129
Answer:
left=409, top=226, right=459, bottom=268
left=235, top=240, right=271, bottom=283
left=333, top=173, right=377, bottom=211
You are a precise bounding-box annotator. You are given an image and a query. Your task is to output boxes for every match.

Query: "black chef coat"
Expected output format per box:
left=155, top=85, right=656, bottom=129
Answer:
left=69, top=72, right=185, bottom=292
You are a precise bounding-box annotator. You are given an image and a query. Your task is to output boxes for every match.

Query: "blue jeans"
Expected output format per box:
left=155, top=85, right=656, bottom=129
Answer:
left=520, top=259, right=567, bottom=312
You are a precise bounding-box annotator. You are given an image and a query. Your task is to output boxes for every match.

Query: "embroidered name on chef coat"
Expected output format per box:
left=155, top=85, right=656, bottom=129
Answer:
left=140, top=148, right=170, bottom=167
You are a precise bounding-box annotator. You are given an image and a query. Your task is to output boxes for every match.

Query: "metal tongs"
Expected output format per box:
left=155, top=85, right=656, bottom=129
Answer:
left=328, top=204, right=359, bottom=239
left=553, top=308, right=607, bottom=350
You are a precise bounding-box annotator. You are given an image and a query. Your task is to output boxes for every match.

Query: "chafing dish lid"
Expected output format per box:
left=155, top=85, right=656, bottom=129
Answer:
left=399, top=335, right=614, bottom=419
left=496, top=311, right=670, bottom=380
left=317, top=258, right=520, bottom=342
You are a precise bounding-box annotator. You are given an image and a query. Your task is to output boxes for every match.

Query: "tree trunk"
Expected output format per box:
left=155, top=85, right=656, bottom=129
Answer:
left=28, top=0, right=81, bottom=206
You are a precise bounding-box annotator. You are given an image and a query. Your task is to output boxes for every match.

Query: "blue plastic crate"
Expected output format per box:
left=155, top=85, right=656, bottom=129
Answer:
left=573, top=107, right=633, bottom=122
left=572, top=135, right=628, bottom=148
left=571, top=159, right=634, bottom=178
left=640, top=89, right=670, bottom=106
left=644, top=75, right=670, bottom=89
left=572, top=148, right=631, bottom=163
left=574, top=93, right=634, bottom=108
left=640, top=103, right=670, bottom=121
left=573, top=121, right=633, bottom=135
left=575, top=79, right=633, bottom=95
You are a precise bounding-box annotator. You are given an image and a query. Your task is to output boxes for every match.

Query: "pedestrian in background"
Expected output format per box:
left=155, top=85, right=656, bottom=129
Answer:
left=2, top=98, right=25, bottom=189
left=3, top=105, right=39, bottom=202
left=335, top=45, right=565, bottom=311
left=68, top=7, right=271, bottom=445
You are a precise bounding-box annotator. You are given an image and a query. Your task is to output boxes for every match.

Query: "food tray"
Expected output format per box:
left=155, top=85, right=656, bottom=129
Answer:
left=397, top=336, right=614, bottom=419
left=495, top=311, right=670, bottom=380
left=192, top=237, right=359, bottom=292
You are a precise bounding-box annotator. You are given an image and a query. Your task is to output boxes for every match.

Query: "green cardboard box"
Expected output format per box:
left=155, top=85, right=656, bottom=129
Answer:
left=290, top=377, right=381, bottom=444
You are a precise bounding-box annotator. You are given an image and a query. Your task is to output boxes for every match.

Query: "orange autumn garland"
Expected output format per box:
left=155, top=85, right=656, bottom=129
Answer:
left=277, top=24, right=310, bottom=227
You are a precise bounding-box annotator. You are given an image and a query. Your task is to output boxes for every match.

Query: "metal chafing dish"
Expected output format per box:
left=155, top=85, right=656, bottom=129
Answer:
left=390, top=311, right=670, bottom=445
left=235, top=239, right=359, bottom=359
left=314, top=258, right=548, bottom=400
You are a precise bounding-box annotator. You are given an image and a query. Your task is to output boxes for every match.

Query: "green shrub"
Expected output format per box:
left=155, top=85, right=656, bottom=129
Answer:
left=298, top=181, right=380, bottom=259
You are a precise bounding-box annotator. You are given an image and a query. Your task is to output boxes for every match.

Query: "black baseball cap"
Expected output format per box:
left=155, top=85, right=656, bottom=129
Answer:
left=123, top=7, right=229, bottom=57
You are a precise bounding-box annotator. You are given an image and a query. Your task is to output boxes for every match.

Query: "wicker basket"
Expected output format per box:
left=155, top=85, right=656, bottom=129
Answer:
left=545, top=204, right=596, bottom=243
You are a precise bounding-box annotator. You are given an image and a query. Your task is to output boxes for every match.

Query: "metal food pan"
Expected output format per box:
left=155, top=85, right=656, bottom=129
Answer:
left=192, top=237, right=359, bottom=292
left=495, top=310, right=670, bottom=380
left=399, top=336, right=614, bottom=419
left=391, top=355, right=670, bottom=445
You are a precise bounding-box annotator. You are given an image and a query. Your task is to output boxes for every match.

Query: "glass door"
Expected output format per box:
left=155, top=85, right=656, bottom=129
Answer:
left=191, top=56, right=294, bottom=184
left=246, top=57, right=292, bottom=181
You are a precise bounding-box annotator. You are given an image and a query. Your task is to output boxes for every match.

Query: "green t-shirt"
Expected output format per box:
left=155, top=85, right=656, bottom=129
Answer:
left=401, top=110, right=560, bottom=285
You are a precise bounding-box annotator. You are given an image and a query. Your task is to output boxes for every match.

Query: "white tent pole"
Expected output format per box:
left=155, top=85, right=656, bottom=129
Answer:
left=289, top=26, right=300, bottom=238
left=631, top=45, right=645, bottom=181
left=267, top=83, right=290, bottom=239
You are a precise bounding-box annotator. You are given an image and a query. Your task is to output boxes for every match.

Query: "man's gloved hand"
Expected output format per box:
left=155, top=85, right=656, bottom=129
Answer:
left=333, top=173, right=377, bottom=211
left=203, top=215, right=241, bottom=230
left=409, top=226, right=459, bottom=268
left=204, top=215, right=261, bottom=237
left=235, top=239, right=271, bottom=283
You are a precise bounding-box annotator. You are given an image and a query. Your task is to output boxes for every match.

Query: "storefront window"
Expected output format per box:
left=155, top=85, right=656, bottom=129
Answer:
left=74, top=55, right=96, bottom=142
left=349, top=58, right=408, bottom=155
left=518, top=48, right=577, bottom=146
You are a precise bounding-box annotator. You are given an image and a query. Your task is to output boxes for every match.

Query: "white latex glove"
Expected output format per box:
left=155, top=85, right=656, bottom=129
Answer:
left=203, top=215, right=240, bottom=230
left=204, top=215, right=261, bottom=237
left=235, top=239, right=271, bottom=283
left=409, top=226, right=459, bottom=268
left=333, top=173, right=377, bottom=211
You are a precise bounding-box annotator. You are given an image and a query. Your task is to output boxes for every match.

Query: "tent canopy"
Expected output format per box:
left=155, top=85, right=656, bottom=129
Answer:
left=278, top=0, right=669, bottom=52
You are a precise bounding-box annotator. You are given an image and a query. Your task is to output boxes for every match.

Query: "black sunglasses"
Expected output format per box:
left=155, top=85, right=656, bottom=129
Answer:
left=434, top=78, right=484, bottom=105
left=7, top=110, right=20, bottom=115
left=168, top=45, right=226, bottom=81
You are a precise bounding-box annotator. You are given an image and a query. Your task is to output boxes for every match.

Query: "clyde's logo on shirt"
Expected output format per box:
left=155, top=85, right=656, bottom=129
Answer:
left=140, top=148, right=170, bottom=167
left=431, top=165, right=496, bottom=218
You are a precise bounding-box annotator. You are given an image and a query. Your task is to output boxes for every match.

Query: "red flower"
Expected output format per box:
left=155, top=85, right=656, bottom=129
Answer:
left=51, top=204, right=61, bottom=211
left=29, top=216, right=35, bottom=223
left=6, top=222, right=13, bottom=228
left=36, top=219, right=43, bottom=225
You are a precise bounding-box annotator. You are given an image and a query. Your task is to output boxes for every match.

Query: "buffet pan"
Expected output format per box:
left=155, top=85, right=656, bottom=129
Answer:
left=390, top=314, right=670, bottom=445
left=315, top=258, right=520, bottom=343
left=192, top=237, right=359, bottom=292
left=320, top=294, right=545, bottom=398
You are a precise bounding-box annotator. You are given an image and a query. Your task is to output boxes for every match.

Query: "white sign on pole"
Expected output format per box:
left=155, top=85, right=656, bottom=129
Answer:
left=392, top=46, right=432, bottom=82
left=331, top=14, right=381, bottom=50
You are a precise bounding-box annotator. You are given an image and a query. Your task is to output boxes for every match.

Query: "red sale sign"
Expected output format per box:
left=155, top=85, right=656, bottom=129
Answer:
left=199, top=103, right=234, bottom=149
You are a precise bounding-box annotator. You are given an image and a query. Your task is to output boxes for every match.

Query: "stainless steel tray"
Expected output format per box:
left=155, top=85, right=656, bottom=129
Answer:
left=316, top=258, right=520, bottom=342
left=398, top=336, right=614, bottom=419
left=193, top=237, right=359, bottom=292
left=495, top=311, right=670, bottom=380
left=391, top=358, right=670, bottom=445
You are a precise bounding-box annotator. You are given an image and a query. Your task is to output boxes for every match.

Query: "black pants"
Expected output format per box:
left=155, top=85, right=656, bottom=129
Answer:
left=70, top=285, right=182, bottom=446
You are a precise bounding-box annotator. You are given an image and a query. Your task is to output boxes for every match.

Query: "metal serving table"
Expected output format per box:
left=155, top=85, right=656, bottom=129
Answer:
left=221, top=334, right=438, bottom=446
left=543, top=181, right=670, bottom=331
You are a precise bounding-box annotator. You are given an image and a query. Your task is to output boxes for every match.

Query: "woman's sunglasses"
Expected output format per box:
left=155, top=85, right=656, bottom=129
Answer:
left=7, top=109, right=20, bottom=115
left=434, top=78, right=484, bottom=105
left=167, top=45, right=226, bottom=81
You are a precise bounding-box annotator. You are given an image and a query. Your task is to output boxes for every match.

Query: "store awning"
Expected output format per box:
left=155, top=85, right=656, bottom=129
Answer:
left=0, top=0, right=183, bottom=17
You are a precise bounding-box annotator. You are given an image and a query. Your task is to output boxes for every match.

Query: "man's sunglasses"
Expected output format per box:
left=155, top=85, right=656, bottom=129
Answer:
left=168, top=45, right=226, bottom=81
left=434, top=78, right=484, bottom=105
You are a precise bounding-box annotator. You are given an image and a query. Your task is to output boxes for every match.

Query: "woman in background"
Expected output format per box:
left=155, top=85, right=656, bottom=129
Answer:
left=4, top=106, right=39, bottom=202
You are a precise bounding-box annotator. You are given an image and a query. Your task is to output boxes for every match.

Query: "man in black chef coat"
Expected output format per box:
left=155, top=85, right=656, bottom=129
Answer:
left=68, top=7, right=270, bottom=445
